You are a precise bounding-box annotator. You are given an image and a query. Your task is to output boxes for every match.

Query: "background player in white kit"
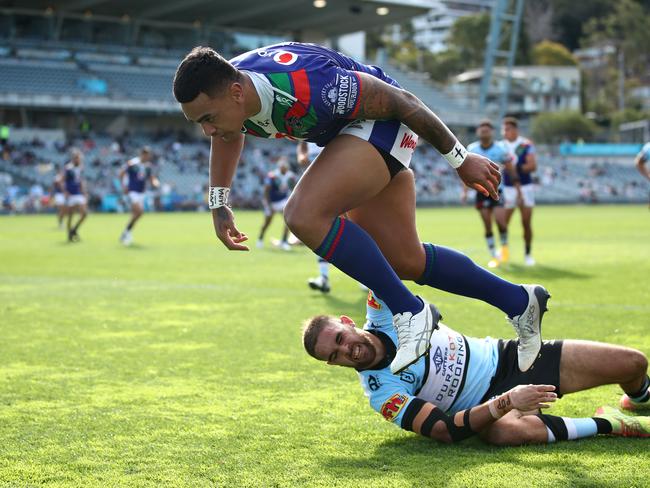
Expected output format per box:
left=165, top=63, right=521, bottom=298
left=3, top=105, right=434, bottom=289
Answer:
left=500, top=117, right=538, bottom=266
left=119, top=147, right=159, bottom=246
left=63, top=149, right=88, bottom=243
left=257, top=157, right=296, bottom=251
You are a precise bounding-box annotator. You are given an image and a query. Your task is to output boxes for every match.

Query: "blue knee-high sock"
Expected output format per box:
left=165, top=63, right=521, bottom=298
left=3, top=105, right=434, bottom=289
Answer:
left=316, top=217, right=421, bottom=315
left=416, top=243, right=528, bottom=317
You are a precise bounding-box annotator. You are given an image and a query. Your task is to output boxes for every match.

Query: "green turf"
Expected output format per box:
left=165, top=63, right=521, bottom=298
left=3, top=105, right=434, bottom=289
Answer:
left=1, top=205, right=649, bottom=487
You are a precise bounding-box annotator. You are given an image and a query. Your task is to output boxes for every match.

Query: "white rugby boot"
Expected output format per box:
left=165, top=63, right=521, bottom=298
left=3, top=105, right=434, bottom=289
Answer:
left=390, top=298, right=441, bottom=374
left=507, top=284, right=551, bottom=372
left=307, top=275, right=330, bottom=293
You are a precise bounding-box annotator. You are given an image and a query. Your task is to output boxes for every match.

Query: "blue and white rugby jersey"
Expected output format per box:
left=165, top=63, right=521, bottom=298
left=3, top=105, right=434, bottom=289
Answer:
left=501, top=136, right=536, bottom=186
left=468, top=141, right=513, bottom=178
left=357, top=292, right=499, bottom=429
left=125, top=157, right=152, bottom=193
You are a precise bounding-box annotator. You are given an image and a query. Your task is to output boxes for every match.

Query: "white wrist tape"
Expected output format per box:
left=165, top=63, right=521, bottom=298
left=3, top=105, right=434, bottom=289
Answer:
left=443, top=141, right=468, bottom=169
left=208, top=186, right=230, bottom=209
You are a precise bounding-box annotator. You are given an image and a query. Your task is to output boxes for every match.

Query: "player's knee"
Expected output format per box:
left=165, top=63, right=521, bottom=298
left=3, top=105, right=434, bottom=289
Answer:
left=283, top=200, right=311, bottom=236
left=484, top=420, right=529, bottom=446
left=627, top=349, right=648, bottom=376
left=392, top=253, right=424, bottom=281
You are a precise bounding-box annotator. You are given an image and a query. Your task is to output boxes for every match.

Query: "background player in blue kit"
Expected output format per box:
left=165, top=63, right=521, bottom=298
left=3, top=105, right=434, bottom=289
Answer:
left=302, top=292, right=650, bottom=445
left=635, top=141, right=650, bottom=208
left=465, top=119, right=519, bottom=268
left=119, top=147, right=159, bottom=246
left=257, top=157, right=296, bottom=251
left=501, top=117, right=538, bottom=266
left=63, top=149, right=88, bottom=243
left=173, top=42, right=548, bottom=373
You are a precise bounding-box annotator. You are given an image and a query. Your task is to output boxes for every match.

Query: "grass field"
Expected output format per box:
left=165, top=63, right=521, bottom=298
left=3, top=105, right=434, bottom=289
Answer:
left=1, top=205, right=649, bottom=487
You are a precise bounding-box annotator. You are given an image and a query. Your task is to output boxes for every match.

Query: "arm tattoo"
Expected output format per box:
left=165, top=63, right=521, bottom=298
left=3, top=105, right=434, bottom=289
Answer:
left=355, top=73, right=457, bottom=154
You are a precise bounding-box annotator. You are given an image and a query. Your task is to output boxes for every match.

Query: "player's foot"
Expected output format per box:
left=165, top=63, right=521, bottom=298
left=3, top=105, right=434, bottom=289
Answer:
left=68, top=229, right=80, bottom=242
left=256, top=239, right=264, bottom=249
left=507, top=284, right=550, bottom=372
left=525, top=254, right=536, bottom=266
left=594, top=406, right=650, bottom=437
left=390, top=299, right=441, bottom=374
left=499, top=245, right=509, bottom=263
left=487, top=258, right=500, bottom=269
left=308, top=275, right=330, bottom=293
left=280, top=241, right=291, bottom=251
left=120, top=230, right=132, bottom=246
left=621, top=389, right=650, bottom=411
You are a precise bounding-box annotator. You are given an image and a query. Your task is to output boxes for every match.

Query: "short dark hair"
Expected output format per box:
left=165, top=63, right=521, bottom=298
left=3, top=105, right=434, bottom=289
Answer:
left=503, top=116, right=519, bottom=128
left=478, top=118, right=494, bottom=129
left=173, top=46, right=240, bottom=103
left=302, top=315, right=335, bottom=360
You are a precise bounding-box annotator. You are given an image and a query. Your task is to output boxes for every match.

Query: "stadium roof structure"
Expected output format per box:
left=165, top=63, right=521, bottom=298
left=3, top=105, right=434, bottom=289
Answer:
left=0, top=0, right=433, bottom=38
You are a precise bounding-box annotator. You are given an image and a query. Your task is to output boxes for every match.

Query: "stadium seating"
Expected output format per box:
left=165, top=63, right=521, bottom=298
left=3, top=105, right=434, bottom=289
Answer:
left=1, top=133, right=646, bottom=214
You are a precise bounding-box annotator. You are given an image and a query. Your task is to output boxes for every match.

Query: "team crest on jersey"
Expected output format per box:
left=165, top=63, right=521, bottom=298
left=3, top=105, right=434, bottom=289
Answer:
left=381, top=393, right=407, bottom=422
left=432, top=346, right=445, bottom=374
left=287, top=116, right=304, bottom=131
left=367, top=291, right=381, bottom=310
left=320, top=82, right=339, bottom=108
left=367, top=375, right=381, bottom=392
left=273, top=51, right=298, bottom=65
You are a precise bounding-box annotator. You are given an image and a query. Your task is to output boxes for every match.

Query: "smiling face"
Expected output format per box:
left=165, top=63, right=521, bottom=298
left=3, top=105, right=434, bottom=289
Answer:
left=311, top=317, right=380, bottom=369
left=181, top=85, right=247, bottom=141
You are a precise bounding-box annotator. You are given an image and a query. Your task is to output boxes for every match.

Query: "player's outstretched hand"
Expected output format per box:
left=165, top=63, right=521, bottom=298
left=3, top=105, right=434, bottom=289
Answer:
left=508, top=384, right=557, bottom=411
left=456, top=153, right=501, bottom=200
left=212, top=206, right=249, bottom=251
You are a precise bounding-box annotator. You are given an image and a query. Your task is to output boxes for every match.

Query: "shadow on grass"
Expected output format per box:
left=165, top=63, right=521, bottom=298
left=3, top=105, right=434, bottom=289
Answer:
left=501, top=263, right=592, bottom=281
left=121, top=243, right=149, bottom=251
left=320, top=435, right=633, bottom=486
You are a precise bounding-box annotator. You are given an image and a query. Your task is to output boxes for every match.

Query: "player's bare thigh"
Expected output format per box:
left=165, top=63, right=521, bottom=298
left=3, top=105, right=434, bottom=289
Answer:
left=284, top=135, right=391, bottom=248
left=559, top=340, right=648, bottom=394
left=347, top=169, right=425, bottom=280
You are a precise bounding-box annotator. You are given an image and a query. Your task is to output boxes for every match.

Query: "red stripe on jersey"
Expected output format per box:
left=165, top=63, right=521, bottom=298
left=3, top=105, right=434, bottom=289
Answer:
left=290, top=69, right=310, bottom=107
left=246, top=127, right=263, bottom=137
left=285, top=69, right=310, bottom=135
left=349, top=72, right=362, bottom=119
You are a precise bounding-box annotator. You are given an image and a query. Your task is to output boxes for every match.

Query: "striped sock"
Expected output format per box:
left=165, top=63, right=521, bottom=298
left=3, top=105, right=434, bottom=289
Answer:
left=629, top=376, right=650, bottom=403
left=486, top=235, right=496, bottom=257
left=416, top=243, right=528, bottom=317
left=539, top=414, right=611, bottom=443
left=317, top=258, right=329, bottom=279
left=315, top=217, right=421, bottom=315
